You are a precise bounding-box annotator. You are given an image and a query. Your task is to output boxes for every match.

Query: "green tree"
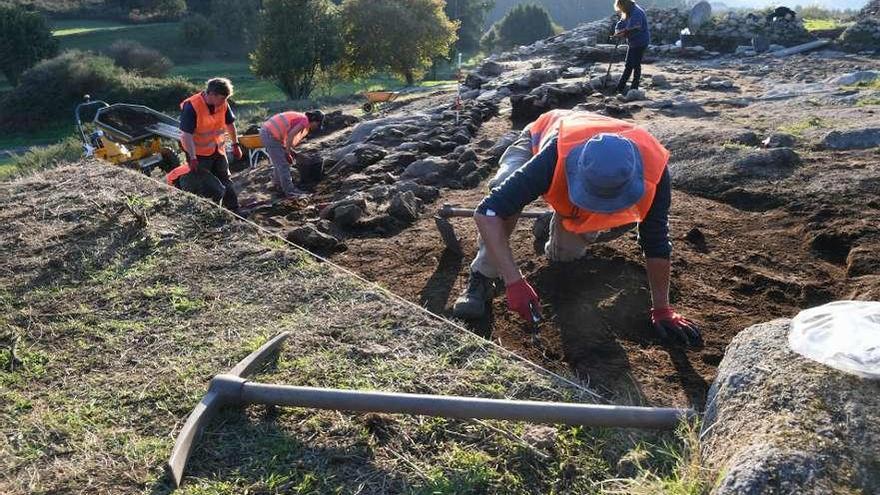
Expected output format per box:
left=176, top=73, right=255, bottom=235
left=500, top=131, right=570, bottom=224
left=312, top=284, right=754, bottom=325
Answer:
left=492, top=3, right=556, bottom=50
left=250, top=0, right=342, bottom=100
left=209, top=0, right=260, bottom=46
left=445, top=0, right=494, bottom=55
left=0, top=5, right=58, bottom=86
left=341, top=0, right=457, bottom=85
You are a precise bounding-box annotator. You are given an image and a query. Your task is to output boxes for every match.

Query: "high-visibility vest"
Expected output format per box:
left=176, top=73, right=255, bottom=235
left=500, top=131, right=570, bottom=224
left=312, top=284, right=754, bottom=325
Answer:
left=530, top=110, right=669, bottom=234
left=180, top=92, right=228, bottom=157
left=263, top=111, right=309, bottom=146
left=166, top=163, right=190, bottom=185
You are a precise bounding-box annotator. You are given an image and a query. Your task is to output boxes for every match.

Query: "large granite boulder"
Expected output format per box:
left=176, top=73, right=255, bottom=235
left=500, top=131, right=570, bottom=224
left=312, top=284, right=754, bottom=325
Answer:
left=702, top=319, right=880, bottom=494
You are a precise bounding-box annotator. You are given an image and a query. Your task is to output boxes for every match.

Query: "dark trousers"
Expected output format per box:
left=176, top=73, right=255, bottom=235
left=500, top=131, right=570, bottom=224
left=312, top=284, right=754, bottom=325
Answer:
left=178, top=152, right=239, bottom=211
left=616, top=44, right=647, bottom=92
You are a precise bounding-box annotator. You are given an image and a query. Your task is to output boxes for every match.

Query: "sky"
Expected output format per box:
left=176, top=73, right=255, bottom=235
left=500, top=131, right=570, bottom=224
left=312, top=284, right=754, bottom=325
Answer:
left=718, top=0, right=869, bottom=10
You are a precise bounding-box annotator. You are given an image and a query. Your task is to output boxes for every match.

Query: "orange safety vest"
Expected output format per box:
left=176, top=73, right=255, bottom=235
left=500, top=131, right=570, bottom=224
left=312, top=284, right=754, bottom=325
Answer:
left=263, top=111, right=309, bottom=146
left=166, top=163, right=191, bottom=185
left=530, top=110, right=669, bottom=234
left=180, top=92, right=228, bottom=157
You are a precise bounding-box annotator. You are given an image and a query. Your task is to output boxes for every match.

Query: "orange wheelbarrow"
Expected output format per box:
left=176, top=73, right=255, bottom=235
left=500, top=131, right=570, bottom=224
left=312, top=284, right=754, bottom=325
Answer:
left=362, top=90, right=399, bottom=113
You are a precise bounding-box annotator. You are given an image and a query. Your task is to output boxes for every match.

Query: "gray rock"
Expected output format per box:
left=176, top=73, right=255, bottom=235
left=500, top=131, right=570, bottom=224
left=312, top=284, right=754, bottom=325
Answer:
left=731, top=131, right=761, bottom=146
left=762, top=133, right=797, bottom=148
left=624, top=89, right=646, bottom=101
left=332, top=203, right=364, bottom=228
left=487, top=132, right=519, bottom=163
left=650, top=74, right=670, bottom=88
left=458, top=149, right=478, bottom=163
left=396, top=142, right=423, bottom=152
left=401, top=157, right=449, bottom=180
left=820, top=128, right=880, bottom=150
left=825, top=70, right=880, bottom=87
left=287, top=224, right=340, bottom=251
left=477, top=60, right=505, bottom=77
left=388, top=190, right=420, bottom=222
left=394, top=181, right=439, bottom=202
left=702, top=319, right=880, bottom=494
left=320, top=196, right=368, bottom=220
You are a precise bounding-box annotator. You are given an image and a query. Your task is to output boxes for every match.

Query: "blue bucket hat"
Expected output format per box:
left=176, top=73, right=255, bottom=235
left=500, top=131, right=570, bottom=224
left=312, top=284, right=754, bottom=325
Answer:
left=564, top=133, right=645, bottom=214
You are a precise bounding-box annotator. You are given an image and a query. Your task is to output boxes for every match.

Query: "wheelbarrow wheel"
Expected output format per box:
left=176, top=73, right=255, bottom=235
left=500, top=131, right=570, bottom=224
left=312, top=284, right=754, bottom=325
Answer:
left=362, top=102, right=374, bottom=113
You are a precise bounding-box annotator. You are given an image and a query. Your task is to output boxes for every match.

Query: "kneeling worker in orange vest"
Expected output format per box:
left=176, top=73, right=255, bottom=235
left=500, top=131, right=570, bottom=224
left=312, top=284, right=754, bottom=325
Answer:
left=452, top=109, right=701, bottom=345
left=259, top=110, right=324, bottom=199
left=175, top=78, right=244, bottom=212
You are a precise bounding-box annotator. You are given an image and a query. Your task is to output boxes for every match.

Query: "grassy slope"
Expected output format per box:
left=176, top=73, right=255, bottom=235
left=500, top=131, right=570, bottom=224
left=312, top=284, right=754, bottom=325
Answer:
left=0, top=163, right=700, bottom=494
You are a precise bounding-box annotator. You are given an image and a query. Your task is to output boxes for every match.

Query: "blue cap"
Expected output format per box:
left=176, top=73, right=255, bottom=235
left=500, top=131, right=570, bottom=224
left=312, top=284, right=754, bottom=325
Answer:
left=564, top=133, right=644, bottom=214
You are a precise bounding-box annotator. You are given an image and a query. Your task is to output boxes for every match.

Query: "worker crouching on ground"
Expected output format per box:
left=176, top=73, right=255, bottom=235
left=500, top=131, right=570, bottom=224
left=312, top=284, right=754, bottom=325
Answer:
left=260, top=110, right=324, bottom=199
left=452, top=109, right=701, bottom=345
left=176, top=77, right=243, bottom=212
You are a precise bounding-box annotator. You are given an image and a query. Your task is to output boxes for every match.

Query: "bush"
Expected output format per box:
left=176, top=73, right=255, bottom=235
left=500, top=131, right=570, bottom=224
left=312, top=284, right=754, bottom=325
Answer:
left=180, top=13, right=216, bottom=47
left=0, top=5, right=59, bottom=86
left=0, top=50, right=197, bottom=132
left=106, top=40, right=173, bottom=77
left=489, top=3, right=556, bottom=51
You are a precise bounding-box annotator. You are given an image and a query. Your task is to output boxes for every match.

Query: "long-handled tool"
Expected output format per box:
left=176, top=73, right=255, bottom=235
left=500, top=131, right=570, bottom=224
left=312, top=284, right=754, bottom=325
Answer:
left=434, top=203, right=551, bottom=256
left=168, top=332, right=694, bottom=487
left=604, top=37, right=622, bottom=89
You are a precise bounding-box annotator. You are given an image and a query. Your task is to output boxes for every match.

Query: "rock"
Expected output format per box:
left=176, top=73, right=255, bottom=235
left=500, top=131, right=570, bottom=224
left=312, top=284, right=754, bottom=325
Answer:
left=320, top=110, right=359, bottom=133
left=825, top=71, right=880, bottom=87
left=477, top=60, right=505, bottom=77
left=456, top=161, right=477, bottom=177
left=394, top=181, right=439, bottom=202
left=464, top=73, right=488, bottom=89
left=846, top=244, right=880, bottom=277
left=387, top=190, right=420, bottom=222
left=396, top=142, right=423, bottom=152
left=762, top=133, right=797, bottom=148
left=731, top=131, right=761, bottom=147
left=650, top=74, right=670, bottom=88
left=320, top=196, right=368, bottom=220
left=623, top=89, right=646, bottom=102
left=562, top=66, right=588, bottom=78
left=287, top=224, right=341, bottom=251
left=458, top=149, right=478, bottom=163
left=521, top=425, right=557, bottom=450
left=702, top=319, right=880, bottom=494
left=487, top=132, right=519, bottom=163
left=819, top=128, right=880, bottom=150
left=460, top=89, right=480, bottom=101
left=332, top=203, right=364, bottom=228
left=516, top=68, right=561, bottom=89
left=688, top=1, right=712, bottom=32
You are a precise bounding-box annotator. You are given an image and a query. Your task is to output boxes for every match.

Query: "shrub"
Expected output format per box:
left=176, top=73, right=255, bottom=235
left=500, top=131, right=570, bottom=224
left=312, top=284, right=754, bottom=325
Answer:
left=490, top=3, right=556, bottom=51
left=0, top=4, right=59, bottom=86
left=180, top=13, right=216, bottom=47
left=0, top=50, right=197, bottom=131
left=106, top=40, right=173, bottom=77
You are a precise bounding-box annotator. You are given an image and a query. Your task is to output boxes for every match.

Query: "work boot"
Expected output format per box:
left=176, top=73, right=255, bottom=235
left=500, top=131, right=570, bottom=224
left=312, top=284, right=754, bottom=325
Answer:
left=452, top=270, right=497, bottom=319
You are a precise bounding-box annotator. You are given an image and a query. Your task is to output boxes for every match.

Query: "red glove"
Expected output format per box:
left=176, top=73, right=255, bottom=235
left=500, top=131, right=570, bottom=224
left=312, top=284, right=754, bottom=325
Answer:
left=187, top=157, right=199, bottom=173
left=285, top=151, right=294, bottom=164
left=231, top=143, right=244, bottom=161
left=650, top=307, right=702, bottom=346
left=506, top=278, right=541, bottom=322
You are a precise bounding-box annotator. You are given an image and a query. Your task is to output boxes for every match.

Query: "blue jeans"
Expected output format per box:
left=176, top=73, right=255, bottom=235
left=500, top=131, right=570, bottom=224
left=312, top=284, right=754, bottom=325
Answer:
left=616, top=44, right=647, bottom=92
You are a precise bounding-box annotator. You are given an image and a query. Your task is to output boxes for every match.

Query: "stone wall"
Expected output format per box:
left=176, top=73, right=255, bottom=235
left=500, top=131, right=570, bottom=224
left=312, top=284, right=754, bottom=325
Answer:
left=839, top=16, right=880, bottom=52
left=647, top=8, right=813, bottom=51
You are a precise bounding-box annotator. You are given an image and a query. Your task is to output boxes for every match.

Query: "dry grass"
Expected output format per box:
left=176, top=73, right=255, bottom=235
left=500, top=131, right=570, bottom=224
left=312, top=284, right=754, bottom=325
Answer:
left=0, top=162, right=693, bottom=494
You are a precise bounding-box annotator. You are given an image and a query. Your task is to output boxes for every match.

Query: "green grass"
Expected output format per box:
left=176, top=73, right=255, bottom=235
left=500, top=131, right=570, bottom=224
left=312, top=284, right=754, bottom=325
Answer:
left=53, top=19, right=196, bottom=62
left=803, top=18, right=845, bottom=31
left=0, top=124, right=74, bottom=150
left=779, top=116, right=829, bottom=136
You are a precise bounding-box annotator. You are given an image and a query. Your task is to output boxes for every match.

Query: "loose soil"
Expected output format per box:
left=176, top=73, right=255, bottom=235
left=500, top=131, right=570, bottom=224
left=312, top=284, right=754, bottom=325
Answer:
left=233, top=51, right=880, bottom=410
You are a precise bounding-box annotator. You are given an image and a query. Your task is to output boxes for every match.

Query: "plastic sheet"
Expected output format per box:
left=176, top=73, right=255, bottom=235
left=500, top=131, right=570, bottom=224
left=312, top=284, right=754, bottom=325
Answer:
left=789, top=301, right=880, bottom=379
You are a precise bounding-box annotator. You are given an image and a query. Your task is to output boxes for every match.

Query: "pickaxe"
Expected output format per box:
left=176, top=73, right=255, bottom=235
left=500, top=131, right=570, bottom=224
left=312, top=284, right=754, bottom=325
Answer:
left=167, top=332, right=693, bottom=487
left=434, top=203, right=551, bottom=256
